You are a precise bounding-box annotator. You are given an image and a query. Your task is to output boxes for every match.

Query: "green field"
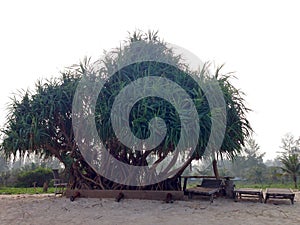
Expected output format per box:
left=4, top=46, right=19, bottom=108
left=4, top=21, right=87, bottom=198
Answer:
left=0, top=187, right=56, bottom=195
left=234, top=182, right=297, bottom=190
left=186, top=180, right=298, bottom=191
left=1, top=182, right=298, bottom=195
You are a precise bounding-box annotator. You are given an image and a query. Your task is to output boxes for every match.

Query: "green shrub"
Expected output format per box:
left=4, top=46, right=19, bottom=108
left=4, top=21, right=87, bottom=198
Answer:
left=16, top=167, right=53, bottom=187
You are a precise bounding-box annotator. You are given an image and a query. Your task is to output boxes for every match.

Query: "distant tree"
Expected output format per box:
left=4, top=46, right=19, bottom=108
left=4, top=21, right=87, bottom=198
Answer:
left=264, top=158, right=281, bottom=167
left=23, top=152, right=62, bottom=169
left=230, top=138, right=265, bottom=179
left=247, top=165, right=266, bottom=184
left=193, top=159, right=213, bottom=176
left=243, top=138, right=265, bottom=164
left=279, top=154, right=300, bottom=188
left=0, top=152, right=8, bottom=172
left=279, top=133, right=300, bottom=155
left=264, top=166, right=282, bottom=184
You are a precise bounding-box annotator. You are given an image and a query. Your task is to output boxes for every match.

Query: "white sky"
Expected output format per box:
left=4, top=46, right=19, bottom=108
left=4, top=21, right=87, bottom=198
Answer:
left=1, top=0, right=300, bottom=160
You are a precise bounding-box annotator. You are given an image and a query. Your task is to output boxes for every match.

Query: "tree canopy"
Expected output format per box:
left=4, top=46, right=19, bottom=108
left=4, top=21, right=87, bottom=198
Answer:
left=0, top=31, right=251, bottom=190
left=279, top=154, right=300, bottom=188
left=278, top=133, right=300, bottom=188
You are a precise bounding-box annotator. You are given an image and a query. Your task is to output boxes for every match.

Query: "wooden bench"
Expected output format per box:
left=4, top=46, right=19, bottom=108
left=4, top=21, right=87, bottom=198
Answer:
left=234, top=188, right=263, bottom=203
left=184, top=179, right=223, bottom=203
left=264, top=188, right=295, bottom=204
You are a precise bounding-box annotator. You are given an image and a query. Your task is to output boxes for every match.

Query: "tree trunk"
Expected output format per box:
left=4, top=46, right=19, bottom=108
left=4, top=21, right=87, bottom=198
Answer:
left=212, top=159, right=220, bottom=179
left=293, top=175, right=297, bottom=189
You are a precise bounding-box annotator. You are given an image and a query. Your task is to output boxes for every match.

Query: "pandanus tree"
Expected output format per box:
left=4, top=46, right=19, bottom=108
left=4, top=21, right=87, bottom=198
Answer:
left=1, top=73, right=79, bottom=168
left=279, top=154, right=300, bottom=188
left=0, top=31, right=251, bottom=190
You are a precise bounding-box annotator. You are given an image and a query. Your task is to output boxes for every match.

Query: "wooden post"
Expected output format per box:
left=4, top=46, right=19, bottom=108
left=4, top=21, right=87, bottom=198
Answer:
left=70, top=191, right=81, bottom=201
left=33, top=182, right=37, bottom=193
left=115, top=192, right=124, bottom=202
left=43, top=181, right=48, bottom=193
left=183, top=177, right=188, bottom=192
left=224, top=178, right=234, bottom=198
left=212, top=159, right=220, bottom=179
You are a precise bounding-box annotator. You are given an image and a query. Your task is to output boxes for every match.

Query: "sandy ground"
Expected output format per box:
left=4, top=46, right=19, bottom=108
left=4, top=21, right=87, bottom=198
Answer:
left=0, top=193, right=300, bottom=225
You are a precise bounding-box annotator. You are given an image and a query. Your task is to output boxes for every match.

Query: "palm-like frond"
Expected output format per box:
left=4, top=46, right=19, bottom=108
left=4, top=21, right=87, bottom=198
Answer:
left=279, top=154, right=300, bottom=188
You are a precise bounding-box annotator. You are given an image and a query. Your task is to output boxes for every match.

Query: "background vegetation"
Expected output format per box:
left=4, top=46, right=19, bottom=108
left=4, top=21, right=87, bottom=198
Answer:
left=0, top=134, right=299, bottom=193
left=186, top=134, right=300, bottom=190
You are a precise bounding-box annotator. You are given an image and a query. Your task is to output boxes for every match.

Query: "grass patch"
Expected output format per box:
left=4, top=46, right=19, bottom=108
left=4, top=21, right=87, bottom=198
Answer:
left=0, top=187, right=56, bottom=195
left=234, top=182, right=297, bottom=190
left=183, top=179, right=299, bottom=191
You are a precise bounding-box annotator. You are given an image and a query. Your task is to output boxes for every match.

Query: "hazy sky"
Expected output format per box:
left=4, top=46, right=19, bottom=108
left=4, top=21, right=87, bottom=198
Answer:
left=1, top=0, right=300, bottom=160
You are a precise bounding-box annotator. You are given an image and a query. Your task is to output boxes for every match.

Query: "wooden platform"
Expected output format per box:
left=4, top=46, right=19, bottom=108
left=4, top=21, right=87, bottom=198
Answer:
left=66, top=189, right=185, bottom=201
left=234, top=188, right=263, bottom=203
left=264, top=188, right=295, bottom=204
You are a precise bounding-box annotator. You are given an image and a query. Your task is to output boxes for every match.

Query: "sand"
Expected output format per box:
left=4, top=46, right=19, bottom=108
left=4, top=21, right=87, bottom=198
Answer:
left=1, top=193, right=300, bottom=225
